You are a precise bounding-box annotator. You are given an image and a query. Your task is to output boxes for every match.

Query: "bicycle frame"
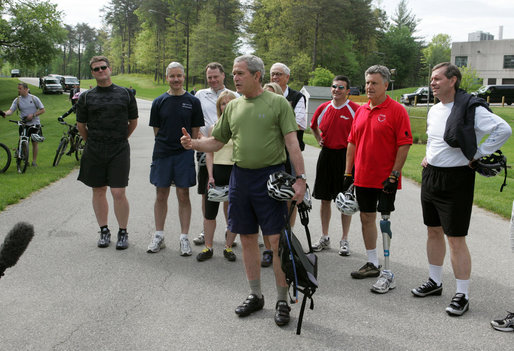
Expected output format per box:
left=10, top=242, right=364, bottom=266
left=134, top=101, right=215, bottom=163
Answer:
left=9, top=120, right=32, bottom=174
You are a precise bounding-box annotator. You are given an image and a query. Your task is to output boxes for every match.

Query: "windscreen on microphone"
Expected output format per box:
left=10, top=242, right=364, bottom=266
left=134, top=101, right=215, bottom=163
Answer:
left=0, top=222, right=34, bottom=278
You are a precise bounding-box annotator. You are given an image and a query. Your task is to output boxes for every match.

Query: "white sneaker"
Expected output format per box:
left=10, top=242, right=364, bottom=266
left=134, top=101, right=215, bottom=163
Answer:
left=180, top=236, right=192, bottom=256
left=193, top=231, right=205, bottom=245
left=312, top=236, right=330, bottom=252
left=147, top=234, right=165, bottom=253
left=338, top=239, right=350, bottom=256
left=371, top=270, right=396, bottom=294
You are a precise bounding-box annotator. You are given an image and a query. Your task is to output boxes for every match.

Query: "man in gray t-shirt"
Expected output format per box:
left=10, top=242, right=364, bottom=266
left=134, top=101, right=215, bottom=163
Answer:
left=1, top=82, right=45, bottom=166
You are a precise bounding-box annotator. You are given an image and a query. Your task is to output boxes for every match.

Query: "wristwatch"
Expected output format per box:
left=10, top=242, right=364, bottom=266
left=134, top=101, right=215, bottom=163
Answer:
left=296, top=173, right=307, bottom=180
left=390, top=170, right=400, bottom=178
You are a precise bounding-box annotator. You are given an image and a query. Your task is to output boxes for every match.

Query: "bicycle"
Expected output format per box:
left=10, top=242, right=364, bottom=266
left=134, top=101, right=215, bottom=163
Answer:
left=8, top=120, right=34, bottom=174
left=0, top=140, right=11, bottom=173
left=53, top=118, right=85, bottom=167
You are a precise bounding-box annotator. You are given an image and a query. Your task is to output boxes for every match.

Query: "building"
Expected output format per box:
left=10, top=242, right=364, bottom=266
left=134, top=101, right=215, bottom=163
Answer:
left=451, top=38, right=514, bottom=85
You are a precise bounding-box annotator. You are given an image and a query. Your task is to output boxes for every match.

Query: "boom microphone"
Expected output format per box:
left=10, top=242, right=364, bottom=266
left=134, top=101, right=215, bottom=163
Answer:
left=0, top=222, right=34, bottom=279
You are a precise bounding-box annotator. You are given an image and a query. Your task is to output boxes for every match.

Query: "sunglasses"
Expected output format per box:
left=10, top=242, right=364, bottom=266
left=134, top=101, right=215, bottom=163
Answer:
left=331, top=84, right=346, bottom=90
left=92, top=65, right=108, bottom=72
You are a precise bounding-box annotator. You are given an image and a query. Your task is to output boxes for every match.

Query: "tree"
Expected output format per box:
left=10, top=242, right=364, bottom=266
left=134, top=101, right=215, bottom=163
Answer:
left=0, top=0, right=66, bottom=67
left=422, top=34, right=451, bottom=68
left=308, top=67, right=334, bottom=86
left=459, top=66, right=482, bottom=93
left=391, top=0, right=419, bottom=34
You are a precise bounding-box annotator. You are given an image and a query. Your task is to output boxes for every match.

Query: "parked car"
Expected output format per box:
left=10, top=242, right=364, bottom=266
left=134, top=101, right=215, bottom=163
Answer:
left=11, top=69, right=20, bottom=77
left=400, top=87, right=433, bottom=105
left=60, top=76, right=80, bottom=91
left=41, top=76, right=64, bottom=94
left=348, top=86, right=360, bottom=95
left=472, top=85, right=514, bottom=105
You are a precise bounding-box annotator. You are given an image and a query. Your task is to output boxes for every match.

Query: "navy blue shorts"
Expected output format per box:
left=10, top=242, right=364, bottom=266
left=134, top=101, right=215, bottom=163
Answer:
left=228, top=164, right=287, bottom=235
left=150, top=150, right=196, bottom=188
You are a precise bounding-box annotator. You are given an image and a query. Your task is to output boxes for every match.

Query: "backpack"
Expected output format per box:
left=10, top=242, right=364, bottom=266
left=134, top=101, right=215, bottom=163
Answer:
left=279, top=201, right=318, bottom=335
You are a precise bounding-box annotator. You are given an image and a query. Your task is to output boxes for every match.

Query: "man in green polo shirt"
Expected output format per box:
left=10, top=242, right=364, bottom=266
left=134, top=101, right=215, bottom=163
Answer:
left=181, top=54, right=307, bottom=327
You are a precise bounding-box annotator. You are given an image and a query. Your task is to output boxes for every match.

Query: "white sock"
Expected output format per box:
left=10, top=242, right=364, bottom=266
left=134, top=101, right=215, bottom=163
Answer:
left=366, top=249, right=379, bottom=267
left=180, top=233, right=188, bottom=240
left=155, top=230, right=164, bottom=237
left=429, top=264, right=443, bottom=285
left=456, top=279, right=470, bottom=299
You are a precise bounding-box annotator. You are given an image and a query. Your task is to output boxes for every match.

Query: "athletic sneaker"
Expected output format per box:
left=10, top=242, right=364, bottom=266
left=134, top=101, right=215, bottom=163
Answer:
left=445, top=293, right=469, bottom=316
left=411, top=278, right=443, bottom=297
left=491, top=311, right=514, bottom=332
left=193, top=231, right=205, bottom=245
left=147, top=234, right=165, bottom=253
left=312, top=236, right=330, bottom=252
left=261, top=249, right=273, bottom=267
left=97, top=228, right=111, bottom=248
left=371, top=270, right=396, bottom=294
left=350, top=262, right=381, bottom=279
left=180, top=237, right=192, bottom=256
left=116, top=230, right=129, bottom=250
left=196, top=247, right=213, bottom=261
left=338, top=239, right=350, bottom=256
left=223, top=248, right=236, bottom=262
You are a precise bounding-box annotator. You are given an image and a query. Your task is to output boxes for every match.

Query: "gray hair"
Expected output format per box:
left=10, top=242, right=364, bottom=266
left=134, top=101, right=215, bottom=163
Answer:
left=234, top=55, right=265, bottom=83
left=270, top=62, right=290, bottom=76
left=166, top=61, right=185, bottom=76
left=365, top=65, right=391, bottom=83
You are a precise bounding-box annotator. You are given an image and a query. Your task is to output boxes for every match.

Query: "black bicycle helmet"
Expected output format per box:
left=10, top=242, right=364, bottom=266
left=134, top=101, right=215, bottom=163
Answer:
left=473, top=150, right=509, bottom=191
left=267, top=171, right=296, bottom=201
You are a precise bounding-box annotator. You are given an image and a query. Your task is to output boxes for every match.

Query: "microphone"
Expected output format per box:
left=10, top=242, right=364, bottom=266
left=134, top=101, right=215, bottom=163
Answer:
left=0, top=222, right=34, bottom=279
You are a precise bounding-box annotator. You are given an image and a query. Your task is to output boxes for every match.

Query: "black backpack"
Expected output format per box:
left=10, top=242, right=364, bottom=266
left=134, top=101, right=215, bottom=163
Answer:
left=279, top=201, right=318, bottom=335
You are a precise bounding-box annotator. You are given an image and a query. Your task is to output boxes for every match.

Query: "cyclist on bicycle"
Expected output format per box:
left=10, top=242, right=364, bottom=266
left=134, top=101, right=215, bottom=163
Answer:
left=1, top=82, right=45, bottom=167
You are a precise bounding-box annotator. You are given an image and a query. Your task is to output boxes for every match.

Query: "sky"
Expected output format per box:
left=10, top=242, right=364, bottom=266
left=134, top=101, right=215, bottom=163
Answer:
left=51, top=0, right=514, bottom=44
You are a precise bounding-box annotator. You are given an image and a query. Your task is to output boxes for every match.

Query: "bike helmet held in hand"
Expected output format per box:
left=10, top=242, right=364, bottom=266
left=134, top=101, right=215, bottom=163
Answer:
left=207, top=184, right=229, bottom=202
left=473, top=150, right=509, bottom=192
left=267, top=171, right=296, bottom=201
left=31, top=134, right=45, bottom=142
left=335, top=184, right=359, bottom=215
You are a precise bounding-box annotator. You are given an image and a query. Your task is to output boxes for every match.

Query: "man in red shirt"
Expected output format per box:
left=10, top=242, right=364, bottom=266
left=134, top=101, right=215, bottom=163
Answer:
left=345, top=65, right=412, bottom=293
left=310, top=75, right=360, bottom=256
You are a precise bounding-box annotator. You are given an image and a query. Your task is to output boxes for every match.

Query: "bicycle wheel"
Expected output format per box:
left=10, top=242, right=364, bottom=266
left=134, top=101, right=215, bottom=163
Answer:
left=74, top=136, right=85, bottom=161
left=17, top=140, right=29, bottom=174
left=53, top=138, right=69, bottom=167
left=0, top=142, right=11, bottom=173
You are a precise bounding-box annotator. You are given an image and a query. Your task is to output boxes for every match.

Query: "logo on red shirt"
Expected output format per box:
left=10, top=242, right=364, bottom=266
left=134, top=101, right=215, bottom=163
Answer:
left=378, top=114, right=386, bottom=122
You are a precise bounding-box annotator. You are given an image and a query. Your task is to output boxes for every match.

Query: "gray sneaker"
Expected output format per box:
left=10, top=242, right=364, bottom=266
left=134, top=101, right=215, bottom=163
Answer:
left=193, top=231, right=205, bottom=245
left=147, top=233, right=165, bottom=253
left=312, top=236, right=330, bottom=252
left=338, top=239, right=350, bottom=256
left=180, top=236, right=192, bottom=256
left=371, top=270, right=396, bottom=294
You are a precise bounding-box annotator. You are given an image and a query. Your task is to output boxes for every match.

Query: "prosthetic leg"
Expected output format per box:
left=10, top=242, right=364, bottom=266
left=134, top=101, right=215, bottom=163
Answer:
left=371, top=211, right=396, bottom=293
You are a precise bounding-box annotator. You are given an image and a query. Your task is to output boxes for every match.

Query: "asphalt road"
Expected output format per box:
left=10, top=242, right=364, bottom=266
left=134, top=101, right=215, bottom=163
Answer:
left=0, top=84, right=513, bottom=350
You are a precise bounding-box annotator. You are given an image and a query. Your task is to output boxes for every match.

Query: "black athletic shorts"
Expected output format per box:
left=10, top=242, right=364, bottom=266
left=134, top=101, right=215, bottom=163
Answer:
left=197, top=165, right=208, bottom=195
left=19, top=124, right=43, bottom=138
left=78, top=140, right=130, bottom=188
left=421, top=164, right=475, bottom=236
left=313, top=147, right=347, bottom=201
left=204, top=164, right=233, bottom=220
left=355, top=186, right=396, bottom=214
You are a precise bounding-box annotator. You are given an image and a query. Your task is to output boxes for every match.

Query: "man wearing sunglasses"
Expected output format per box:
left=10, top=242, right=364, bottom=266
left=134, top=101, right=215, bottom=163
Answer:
left=76, top=55, right=139, bottom=251
left=310, top=76, right=360, bottom=256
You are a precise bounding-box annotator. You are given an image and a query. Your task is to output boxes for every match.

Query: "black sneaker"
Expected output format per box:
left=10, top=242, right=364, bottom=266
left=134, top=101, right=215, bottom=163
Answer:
left=411, top=278, right=443, bottom=297
left=274, top=300, right=291, bottom=326
left=97, top=228, right=111, bottom=248
left=196, top=247, right=213, bottom=261
left=446, top=293, right=469, bottom=316
left=116, top=230, right=129, bottom=250
left=235, top=294, right=264, bottom=317
left=350, top=262, right=381, bottom=279
left=261, top=249, right=273, bottom=267
left=491, top=311, right=514, bottom=332
left=223, top=248, right=236, bottom=262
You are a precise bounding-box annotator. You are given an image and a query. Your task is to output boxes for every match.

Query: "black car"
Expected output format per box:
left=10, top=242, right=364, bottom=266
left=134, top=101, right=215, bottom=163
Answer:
left=400, top=87, right=433, bottom=105
left=472, top=85, right=514, bottom=105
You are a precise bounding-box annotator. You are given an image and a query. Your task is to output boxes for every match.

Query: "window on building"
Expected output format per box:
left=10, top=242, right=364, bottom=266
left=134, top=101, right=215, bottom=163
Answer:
left=455, top=56, right=468, bottom=67
left=504, top=55, right=514, bottom=69
left=488, top=78, right=497, bottom=85
left=502, top=78, right=514, bottom=84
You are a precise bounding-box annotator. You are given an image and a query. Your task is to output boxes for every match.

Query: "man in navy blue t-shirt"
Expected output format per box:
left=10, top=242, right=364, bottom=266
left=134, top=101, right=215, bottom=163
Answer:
left=147, top=62, right=204, bottom=256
